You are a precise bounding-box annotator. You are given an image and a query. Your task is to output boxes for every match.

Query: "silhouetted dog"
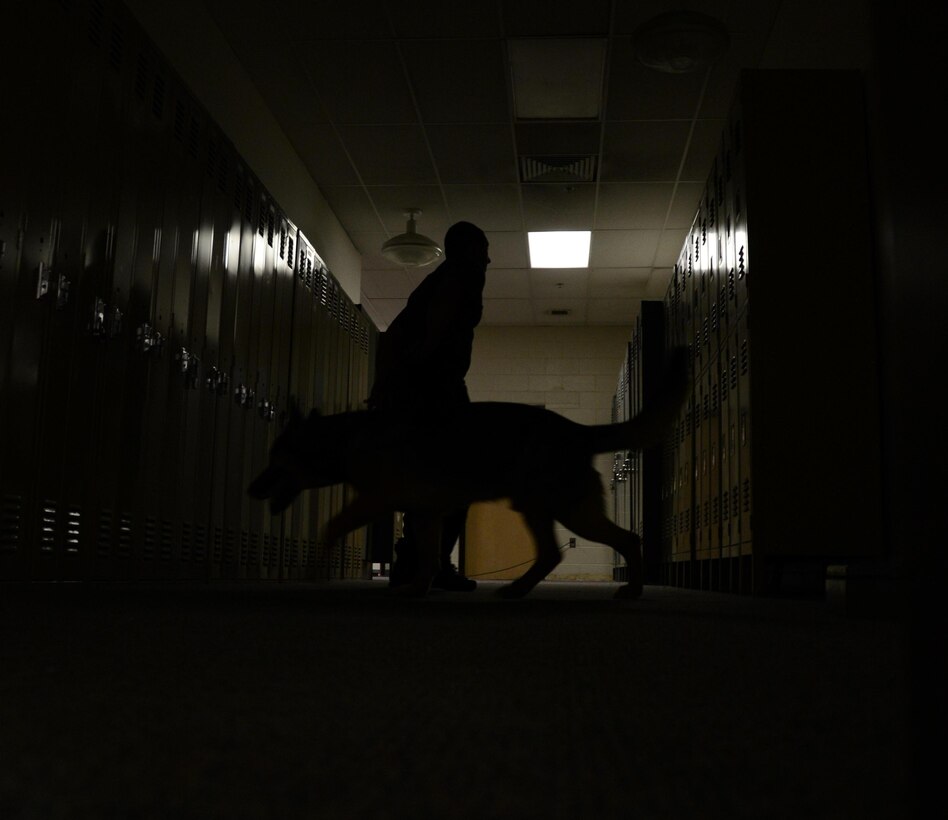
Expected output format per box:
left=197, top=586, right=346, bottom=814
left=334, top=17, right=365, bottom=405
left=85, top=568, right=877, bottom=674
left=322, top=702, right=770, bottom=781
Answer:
left=248, top=348, right=691, bottom=598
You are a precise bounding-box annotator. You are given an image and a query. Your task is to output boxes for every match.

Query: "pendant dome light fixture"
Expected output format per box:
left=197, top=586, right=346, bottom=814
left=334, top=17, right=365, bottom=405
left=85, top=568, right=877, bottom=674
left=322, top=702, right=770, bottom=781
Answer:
left=380, top=208, right=444, bottom=267
left=632, top=11, right=729, bottom=74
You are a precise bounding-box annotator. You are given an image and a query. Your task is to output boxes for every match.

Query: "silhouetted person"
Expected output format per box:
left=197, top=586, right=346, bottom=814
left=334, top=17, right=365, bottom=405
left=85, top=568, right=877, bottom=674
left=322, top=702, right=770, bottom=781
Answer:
left=368, top=221, right=490, bottom=591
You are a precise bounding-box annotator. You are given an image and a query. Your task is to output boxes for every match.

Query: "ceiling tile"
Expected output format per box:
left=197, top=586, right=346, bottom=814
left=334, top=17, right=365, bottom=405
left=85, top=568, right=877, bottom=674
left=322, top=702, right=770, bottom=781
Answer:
left=680, top=119, right=727, bottom=183
left=282, top=0, right=394, bottom=39
left=503, top=0, right=612, bottom=36
left=606, top=38, right=706, bottom=120
left=529, top=268, right=589, bottom=298
left=655, top=229, right=689, bottom=266
left=484, top=231, right=529, bottom=268
left=595, top=183, right=674, bottom=229
left=335, top=124, right=438, bottom=184
left=590, top=230, right=661, bottom=267
left=362, top=186, right=449, bottom=235
left=612, top=0, right=730, bottom=33
left=442, top=184, right=523, bottom=231
left=514, top=122, right=602, bottom=156
left=298, top=41, right=416, bottom=124
left=600, top=121, right=691, bottom=181
left=588, top=267, right=652, bottom=297
left=484, top=268, right=531, bottom=298
left=521, top=184, right=596, bottom=230
left=425, top=124, right=518, bottom=183
left=587, top=298, right=642, bottom=324
left=365, top=298, right=410, bottom=327
left=646, top=268, right=675, bottom=299
left=533, top=298, right=588, bottom=324
left=320, top=186, right=382, bottom=234
left=385, top=0, right=501, bottom=38
left=290, top=125, right=361, bottom=186
left=402, top=40, right=509, bottom=123
left=666, top=183, right=705, bottom=229
left=481, top=299, right=535, bottom=325
left=508, top=38, right=607, bottom=119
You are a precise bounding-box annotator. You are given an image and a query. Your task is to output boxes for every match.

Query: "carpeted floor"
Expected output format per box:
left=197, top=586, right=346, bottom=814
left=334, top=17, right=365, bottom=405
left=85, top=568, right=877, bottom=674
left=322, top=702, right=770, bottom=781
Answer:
left=1, top=580, right=912, bottom=819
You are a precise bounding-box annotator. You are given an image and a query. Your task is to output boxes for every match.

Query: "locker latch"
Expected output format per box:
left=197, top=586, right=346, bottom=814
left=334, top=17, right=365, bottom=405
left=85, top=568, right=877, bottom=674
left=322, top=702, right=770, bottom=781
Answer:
left=136, top=323, right=164, bottom=356
left=36, top=262, right=51, bottom=299
left=90, top=298, right=107, bottom=337
left=205, top=366, right=229, bottom=395
left=257, top=399, right=276, bottom=422
left=56, top=274, right=71, bottom=309
left=234, top=384, right=255, bottom=408
left=176, top=348, right=200, bottom=388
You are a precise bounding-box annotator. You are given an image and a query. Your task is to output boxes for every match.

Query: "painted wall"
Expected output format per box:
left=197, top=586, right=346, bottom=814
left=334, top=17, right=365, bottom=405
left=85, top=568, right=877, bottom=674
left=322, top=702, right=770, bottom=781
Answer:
left=466, top=325, right=633, bottom=581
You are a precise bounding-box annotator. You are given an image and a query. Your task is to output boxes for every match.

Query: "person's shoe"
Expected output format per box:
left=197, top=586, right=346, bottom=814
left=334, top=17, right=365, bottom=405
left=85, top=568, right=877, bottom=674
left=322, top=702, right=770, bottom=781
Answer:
left=431, top=564, right=477, bottom=592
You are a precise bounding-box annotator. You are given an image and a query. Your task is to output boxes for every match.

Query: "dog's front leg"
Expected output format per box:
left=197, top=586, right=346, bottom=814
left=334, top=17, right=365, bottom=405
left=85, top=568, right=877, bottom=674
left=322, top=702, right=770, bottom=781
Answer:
left=322, top=494, right=385, bottom=548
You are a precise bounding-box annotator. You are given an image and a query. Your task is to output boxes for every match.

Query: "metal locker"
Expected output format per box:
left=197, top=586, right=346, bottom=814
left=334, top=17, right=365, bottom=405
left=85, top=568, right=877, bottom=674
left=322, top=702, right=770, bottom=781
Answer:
left=245, top=191, right=280, bottom=580
left=201, top=132, right=244, bottom=580
left=149, top=86, right=209, bottom=579
left=708, top=361, right=722, bottom=562
left=1, top=1, right=87, bottom=580
left=736, top=313, right=753, bottom=557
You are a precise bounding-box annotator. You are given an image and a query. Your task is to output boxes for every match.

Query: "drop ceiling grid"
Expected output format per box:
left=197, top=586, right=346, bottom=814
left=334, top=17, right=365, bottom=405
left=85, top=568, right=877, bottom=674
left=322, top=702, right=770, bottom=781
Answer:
left=202, top=0, right=814, bottom=326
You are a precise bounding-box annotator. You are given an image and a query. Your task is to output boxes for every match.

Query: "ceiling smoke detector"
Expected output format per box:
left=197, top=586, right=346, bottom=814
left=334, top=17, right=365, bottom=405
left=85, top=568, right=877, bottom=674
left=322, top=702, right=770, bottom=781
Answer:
left=380, top=209, right=443, bottom=267
left=632, top=11, right=729, bottom=74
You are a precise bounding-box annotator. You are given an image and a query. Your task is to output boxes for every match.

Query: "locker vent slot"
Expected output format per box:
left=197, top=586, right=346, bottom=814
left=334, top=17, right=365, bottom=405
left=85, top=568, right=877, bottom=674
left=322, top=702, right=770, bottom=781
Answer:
left=97, top=509, right=112, bottom=557
left=248, top=532, right=259, bottom=566
left=224, top=529, right=237, bottom=565
left=143, top=517, right=158, bottom=560
left=40, top=502, right=57, bottom=552
left=88, top=0, right=104, bottom=48
left=0, top=494, right=23, bottom=553
left=194, top=524, right=207, bottom=563
left=180, top=523, right=192, bottom=563
left=240, top=531, right=249, bottom=566
left=108, top=19, right=124, bottom=73
left=117, top=514, right=132, bottom=558
left=188, top=114, right=200, bottom=160
left=262, top=534, right=273, bottom=566
left=152, top=74, right=166, bottom=121
left=174, top=101, right=187, bottom=143
left=135, top=53, right=150, bottom=101
left=160, top=521, right=174, bottom=562
left=213, top=527, right=223, bottom=563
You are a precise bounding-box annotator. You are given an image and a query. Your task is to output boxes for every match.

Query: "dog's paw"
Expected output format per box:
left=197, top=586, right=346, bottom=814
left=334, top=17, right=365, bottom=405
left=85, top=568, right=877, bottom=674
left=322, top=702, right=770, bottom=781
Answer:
left=614, top=582, right=643, bottom=600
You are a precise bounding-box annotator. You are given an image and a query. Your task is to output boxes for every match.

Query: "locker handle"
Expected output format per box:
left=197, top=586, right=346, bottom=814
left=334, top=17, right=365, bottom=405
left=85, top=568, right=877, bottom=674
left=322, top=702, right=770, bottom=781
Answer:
left=36, top=262, right=51, bottom=299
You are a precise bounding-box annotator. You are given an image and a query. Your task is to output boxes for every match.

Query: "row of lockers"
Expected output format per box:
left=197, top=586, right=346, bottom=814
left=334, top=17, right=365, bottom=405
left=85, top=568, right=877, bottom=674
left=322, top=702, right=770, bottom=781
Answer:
left=655, top=70, right=884, bottom=593
left=0, top=0, right=377, bottom=582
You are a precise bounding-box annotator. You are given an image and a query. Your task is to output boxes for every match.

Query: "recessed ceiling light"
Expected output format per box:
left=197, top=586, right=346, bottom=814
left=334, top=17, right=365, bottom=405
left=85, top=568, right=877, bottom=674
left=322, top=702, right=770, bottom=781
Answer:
left=528, top=231, right=591, bottom=268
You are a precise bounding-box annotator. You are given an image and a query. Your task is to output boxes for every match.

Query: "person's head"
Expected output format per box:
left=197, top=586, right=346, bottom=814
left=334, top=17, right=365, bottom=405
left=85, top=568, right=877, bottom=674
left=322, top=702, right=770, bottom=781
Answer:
left=444, top=221, right=490, bottom=268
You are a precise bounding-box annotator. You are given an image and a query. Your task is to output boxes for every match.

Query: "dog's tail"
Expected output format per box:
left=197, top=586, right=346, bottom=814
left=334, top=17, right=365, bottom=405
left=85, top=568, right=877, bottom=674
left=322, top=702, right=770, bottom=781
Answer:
left=584, top=346, right=692, bottom=454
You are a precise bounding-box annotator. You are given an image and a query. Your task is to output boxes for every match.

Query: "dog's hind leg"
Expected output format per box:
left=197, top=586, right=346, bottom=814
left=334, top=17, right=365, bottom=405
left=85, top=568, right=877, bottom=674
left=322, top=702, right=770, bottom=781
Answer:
left=497, top=507, right=562, bottom=599
left=557, top=476, right=644, bottom=599
left=322, top=494, right=386, bottom=547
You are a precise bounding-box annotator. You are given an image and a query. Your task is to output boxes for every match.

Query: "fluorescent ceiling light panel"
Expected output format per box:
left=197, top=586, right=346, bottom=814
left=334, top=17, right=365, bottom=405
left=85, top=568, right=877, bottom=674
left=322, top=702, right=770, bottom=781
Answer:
left=528, top=231, right=591, bottom=268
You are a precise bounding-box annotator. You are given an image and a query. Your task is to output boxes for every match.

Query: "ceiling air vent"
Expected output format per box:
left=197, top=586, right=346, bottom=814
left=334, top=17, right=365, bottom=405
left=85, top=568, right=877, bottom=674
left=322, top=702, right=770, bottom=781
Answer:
left=520, top=155, right=597, bottom=184
left=548, top=309, right=572, bottom=316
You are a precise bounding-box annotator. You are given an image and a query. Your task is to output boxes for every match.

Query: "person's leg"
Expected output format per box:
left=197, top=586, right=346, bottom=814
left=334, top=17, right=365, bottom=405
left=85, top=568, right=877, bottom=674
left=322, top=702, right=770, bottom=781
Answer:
left=388, top=512, right=418, bottom=588
left=432, top=506, right=476, bottom=591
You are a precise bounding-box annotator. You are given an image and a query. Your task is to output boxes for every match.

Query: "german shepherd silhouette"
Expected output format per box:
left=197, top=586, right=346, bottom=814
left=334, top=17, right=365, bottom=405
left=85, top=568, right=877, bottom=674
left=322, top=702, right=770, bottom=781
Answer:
left=248, top=348, right=690, bottom=598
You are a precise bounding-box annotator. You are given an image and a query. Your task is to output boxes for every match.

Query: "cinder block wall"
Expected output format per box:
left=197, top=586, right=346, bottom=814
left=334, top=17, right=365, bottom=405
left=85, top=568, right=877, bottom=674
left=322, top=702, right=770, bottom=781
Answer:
left=466, top=325, right=633, bottom=581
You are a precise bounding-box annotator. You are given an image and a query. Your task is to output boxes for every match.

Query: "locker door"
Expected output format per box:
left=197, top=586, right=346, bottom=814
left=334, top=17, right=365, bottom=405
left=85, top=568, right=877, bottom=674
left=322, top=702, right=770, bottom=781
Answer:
left=737, top=313, right=753, bottom=558
left=1, top=0, right=95, bottom=579
left=244, top=193, right=279, bottom=579
left=232, top=170, right=263, bottom=580
left=708, top=361, right=722, bottom=560
left=206, top=144, right=244, bottom=580
left=284, top=234, right=318, bottom=580
left=152, top=88, right=206, bottom=579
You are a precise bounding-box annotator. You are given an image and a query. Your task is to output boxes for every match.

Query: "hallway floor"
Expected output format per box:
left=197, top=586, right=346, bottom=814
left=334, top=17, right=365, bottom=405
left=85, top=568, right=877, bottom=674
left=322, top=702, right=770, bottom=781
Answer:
left=1, top=580, right=911, bottom=819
